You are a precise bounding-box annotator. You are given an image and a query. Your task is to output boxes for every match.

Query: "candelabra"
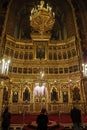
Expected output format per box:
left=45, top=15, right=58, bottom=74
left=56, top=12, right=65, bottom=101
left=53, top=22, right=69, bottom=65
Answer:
left=0, top=57, right=11, bottom=79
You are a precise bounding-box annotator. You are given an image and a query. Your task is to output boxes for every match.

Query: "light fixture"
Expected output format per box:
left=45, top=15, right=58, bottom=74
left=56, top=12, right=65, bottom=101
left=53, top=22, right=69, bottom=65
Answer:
left=40, top=69, right=44, bottom=79
left=82, top=63, right=87, bottom=76
left=30, top=0, right=55, bottom=34
left=34, top=82, right=47, bottom=97
left=0, top=57, right=11, bottom=79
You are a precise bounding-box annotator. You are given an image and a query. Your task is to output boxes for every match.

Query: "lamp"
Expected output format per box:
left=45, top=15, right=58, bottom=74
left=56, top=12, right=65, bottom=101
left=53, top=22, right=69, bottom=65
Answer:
left=30, top=0, right=55, bottom=34
left=82, top=63, right=87, bottom=76
left=0, top=57, right=11, bottom=79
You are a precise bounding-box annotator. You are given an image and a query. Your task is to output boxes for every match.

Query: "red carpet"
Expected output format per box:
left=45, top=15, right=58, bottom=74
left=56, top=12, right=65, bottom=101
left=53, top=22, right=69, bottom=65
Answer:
left=11, top=113, right=87, bottom=124
left=10, top=114, right=87, bottom=130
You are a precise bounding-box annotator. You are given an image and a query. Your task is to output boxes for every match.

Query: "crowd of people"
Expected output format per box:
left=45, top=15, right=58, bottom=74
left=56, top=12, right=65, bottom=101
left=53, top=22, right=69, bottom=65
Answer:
left=0, top=105, right=83, bottom=130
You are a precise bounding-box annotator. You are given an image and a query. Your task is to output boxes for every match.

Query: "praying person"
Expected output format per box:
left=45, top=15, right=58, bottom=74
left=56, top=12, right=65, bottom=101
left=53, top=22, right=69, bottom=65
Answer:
left=70, top=105, right=82, bottom=130
left=1, top=106, right=11, bottom=130
left=36, top=108, right=48, bottom=130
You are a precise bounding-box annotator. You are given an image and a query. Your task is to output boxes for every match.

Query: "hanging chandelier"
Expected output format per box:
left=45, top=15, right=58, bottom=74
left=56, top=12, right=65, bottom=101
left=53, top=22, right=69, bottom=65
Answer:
left=30, top=0, right=55, bottom=34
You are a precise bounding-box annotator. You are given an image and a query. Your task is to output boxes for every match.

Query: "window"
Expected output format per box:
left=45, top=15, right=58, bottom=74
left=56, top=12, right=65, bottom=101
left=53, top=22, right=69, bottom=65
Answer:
left=58, top=52, right=62, bottom=60
left=14, top=51, right=18, bottom=58
left=63, top=52, right=67, bottom=59
left=24, top=52, right=28, bottom=60
left=23, top=68, right=27, bottom=73
left=29, top=52, right=33, bottom=60
left=49, top=68, right=53, bottom=74
left=69, top=66, right=73, bottom=73
left=59, top=68, right=63, bottom=73
left=18, top=68, right=22, bottom=73
left=64, top=68, right=68, bottom=73
left=13, top=67, right=17, bottom=73
left=44, top=68, right=48, bottom=74
left=28, top=68, right=32, bottom=73
left=73, top=65, right=78, bottom=72
left=67, top=51, right=71, bottom=59
left=33, top=68, right=38, bottom=73
left=54, top=68, right=58, bottom=74
left=19, top=52, right=23, bottom=59
left=54, top=53, right=57, bottom=60
left=49, top=52, right=52, bottom=60
left=72, top=49, right=76, bottom=56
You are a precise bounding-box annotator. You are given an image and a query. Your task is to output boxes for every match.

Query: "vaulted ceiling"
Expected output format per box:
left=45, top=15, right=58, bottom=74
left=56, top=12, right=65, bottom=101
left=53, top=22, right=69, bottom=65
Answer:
left=0, top=0, right=87, bottom=61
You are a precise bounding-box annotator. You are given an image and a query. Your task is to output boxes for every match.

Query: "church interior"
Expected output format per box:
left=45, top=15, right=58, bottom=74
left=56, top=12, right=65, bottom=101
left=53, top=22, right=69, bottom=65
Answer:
left=0, top=0, right=87, bottom=129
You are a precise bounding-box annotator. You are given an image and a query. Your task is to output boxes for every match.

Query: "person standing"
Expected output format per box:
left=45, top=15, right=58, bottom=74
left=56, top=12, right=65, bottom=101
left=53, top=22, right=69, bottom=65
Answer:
left=1, top=106, right=11, bottom=130
left=70, top=105, right=82, bottom=130
left=36, top=108, right=48, bottom=130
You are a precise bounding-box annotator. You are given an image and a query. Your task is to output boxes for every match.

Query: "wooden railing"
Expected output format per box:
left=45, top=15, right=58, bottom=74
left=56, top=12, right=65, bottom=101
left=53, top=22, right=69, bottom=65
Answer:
left=8, top=102, right=86, bottom=114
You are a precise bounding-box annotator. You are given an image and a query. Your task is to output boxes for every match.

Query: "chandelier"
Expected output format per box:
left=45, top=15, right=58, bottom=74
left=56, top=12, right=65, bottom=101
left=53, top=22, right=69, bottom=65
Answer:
left=30, top=0, right=55, bottom=34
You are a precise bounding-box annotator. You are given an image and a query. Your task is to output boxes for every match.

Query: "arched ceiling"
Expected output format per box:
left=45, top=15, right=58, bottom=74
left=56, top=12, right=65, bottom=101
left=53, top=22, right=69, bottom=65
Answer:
left=0, top=0, right=87, bottom=61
